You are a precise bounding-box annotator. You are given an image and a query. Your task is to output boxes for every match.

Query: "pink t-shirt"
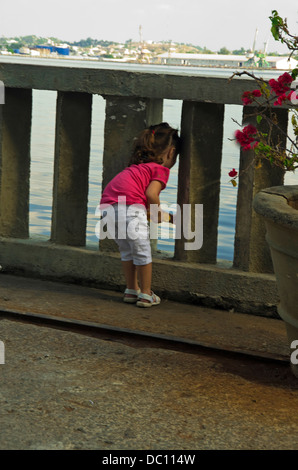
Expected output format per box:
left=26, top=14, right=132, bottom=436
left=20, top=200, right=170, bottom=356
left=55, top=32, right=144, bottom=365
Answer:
left=100, top=162, right=170, bottom=208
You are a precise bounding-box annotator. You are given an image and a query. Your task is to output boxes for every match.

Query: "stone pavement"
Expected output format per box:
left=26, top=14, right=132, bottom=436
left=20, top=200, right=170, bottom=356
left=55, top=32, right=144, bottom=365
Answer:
left=0, top=273, right=298, bottom=450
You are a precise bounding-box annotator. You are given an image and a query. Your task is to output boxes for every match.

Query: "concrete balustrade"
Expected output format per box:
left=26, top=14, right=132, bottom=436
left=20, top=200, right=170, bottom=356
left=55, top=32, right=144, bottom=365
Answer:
left=175, top=101, right=224, bottom=264
left=233, top=107, right=287, bottom=273
left=101, top=95, right=163, bottom=253
left=0, top=87, right=32, bottom=238
left=51, top=91, right=92, bottom=246
left=0, top=62, right=292, bottom=316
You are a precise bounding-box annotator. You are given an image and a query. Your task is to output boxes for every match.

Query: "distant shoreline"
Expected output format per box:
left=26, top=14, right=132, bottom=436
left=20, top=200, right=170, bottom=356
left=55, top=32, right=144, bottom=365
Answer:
left=0, top=53, right=291, bottom=71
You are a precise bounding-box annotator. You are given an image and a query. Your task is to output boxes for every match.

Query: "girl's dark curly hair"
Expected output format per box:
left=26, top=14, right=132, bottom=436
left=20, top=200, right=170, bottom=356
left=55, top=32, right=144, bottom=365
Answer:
left=129, top=122, right=181, bottom=166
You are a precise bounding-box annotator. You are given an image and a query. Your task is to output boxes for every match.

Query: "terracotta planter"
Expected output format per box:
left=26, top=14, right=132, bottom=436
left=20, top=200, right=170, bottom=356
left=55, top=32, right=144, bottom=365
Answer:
left=254, top=185, right=298, bottom=378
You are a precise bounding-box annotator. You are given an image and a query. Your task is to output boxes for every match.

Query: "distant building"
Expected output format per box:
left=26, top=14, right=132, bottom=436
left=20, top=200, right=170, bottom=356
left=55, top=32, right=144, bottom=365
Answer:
left=154, top=53, right=248, bottom=67
left=154, top=52, right=297, bottom=70
left=19, top=47, right=30, bottom=54
left=54, top=45, right=70, bottom=56
left=35, top=45, right=54, bottom=54
left=266, top=56, right=298, bottom=70
left=35, top=44, right=70, bottom=56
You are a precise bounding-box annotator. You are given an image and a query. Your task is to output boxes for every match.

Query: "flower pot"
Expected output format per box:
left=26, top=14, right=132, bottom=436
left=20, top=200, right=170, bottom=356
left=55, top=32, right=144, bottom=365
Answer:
left=254, top=185, right=298, bottom=377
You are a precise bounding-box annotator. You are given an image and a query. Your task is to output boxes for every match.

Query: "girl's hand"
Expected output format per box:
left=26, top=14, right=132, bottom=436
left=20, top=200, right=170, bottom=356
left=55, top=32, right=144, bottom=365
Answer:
left=147, top=209, right=174, bottom=224
left=161, top=211, right=173, bottom=223
left=168, top=212, right=174, bottom=224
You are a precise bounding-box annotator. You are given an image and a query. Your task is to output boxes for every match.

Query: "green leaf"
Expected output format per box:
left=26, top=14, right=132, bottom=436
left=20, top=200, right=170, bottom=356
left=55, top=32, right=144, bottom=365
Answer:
left=271, top=26, right=280, bottom=41
left=291, top=68, right=298, bottom=80
left=256, top=115, right=263, bottom=124
left=269, top=10, right=284, bottom=41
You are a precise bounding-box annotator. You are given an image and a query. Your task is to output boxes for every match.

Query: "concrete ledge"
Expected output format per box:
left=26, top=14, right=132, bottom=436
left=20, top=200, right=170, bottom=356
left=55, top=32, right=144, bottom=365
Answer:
left=0, top=62, right=257, bottom=104
left=0, top=237, right=279, bottom=318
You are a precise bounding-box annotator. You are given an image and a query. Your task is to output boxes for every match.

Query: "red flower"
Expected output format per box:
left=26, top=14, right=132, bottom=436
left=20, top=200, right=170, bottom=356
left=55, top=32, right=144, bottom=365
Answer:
left=235, top=125, right=258, bottom=151
left=242, top=91, right=253, bottom=105
left=272, top=90, right=294, bottom=106
left=241, top=89, right=262, bottom=105
left=229, top=168, right=238, bottom=178
left=278, top=72, right=293, bottom=85
left=253, top=89, right=262, bottom=97
left=273, top=93, right=287, bottom=106
left=243, top=124, right=258, bottom=134
left=269, top=72, right=293, bottom=101
left=242, top=92, right=253, bottom=106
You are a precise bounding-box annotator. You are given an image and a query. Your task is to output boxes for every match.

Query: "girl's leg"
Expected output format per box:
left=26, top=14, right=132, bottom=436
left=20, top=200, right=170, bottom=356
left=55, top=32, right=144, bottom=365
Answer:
left=116, top=237, right=139, bottom=294
left=121, top=260, right=139, bottom=291
left=136, top=262, right=152, bottom=295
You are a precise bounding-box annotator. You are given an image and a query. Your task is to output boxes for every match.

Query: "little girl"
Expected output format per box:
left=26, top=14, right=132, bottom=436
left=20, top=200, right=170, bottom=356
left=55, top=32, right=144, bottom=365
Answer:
left=99, top=122, right=181, bottom=307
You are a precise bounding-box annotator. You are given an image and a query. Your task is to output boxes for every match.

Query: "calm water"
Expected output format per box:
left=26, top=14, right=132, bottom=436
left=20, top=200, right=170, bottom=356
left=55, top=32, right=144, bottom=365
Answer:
left=2, top=56, right=295, bottom=261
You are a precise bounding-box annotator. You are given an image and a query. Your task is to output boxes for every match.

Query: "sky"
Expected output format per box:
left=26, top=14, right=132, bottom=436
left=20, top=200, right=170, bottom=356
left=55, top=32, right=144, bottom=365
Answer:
left=0, top=0, right=297, bottom=54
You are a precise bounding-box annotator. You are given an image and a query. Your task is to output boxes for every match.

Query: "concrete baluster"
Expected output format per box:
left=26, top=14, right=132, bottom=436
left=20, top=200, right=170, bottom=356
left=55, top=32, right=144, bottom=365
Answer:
left=0, top=88, right=32, bottom=238
left=51, top=91, right=92, bottom=246
left=233, top=106, right=287, bottom=273
left=100, top=96, right=163, bottom=253
left=175, top=101, right=224, bottom=263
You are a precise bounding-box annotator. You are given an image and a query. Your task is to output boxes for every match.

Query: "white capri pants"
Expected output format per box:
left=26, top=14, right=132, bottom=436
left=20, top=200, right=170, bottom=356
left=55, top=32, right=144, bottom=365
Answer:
left=101, top=203, right=152, bottom=266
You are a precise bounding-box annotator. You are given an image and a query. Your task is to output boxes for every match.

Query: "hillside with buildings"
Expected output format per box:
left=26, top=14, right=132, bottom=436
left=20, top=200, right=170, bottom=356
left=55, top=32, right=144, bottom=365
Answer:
left=0, top=34, right=296, bottom=69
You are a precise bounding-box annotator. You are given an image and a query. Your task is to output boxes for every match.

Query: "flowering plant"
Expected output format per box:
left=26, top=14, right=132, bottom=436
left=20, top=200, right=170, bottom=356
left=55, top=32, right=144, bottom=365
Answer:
left=229, top=10, right=298, bottom=186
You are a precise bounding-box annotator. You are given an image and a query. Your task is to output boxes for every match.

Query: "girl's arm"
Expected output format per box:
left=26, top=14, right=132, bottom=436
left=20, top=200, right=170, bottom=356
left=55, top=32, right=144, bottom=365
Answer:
left=145, top=181, right=173, bottom=224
